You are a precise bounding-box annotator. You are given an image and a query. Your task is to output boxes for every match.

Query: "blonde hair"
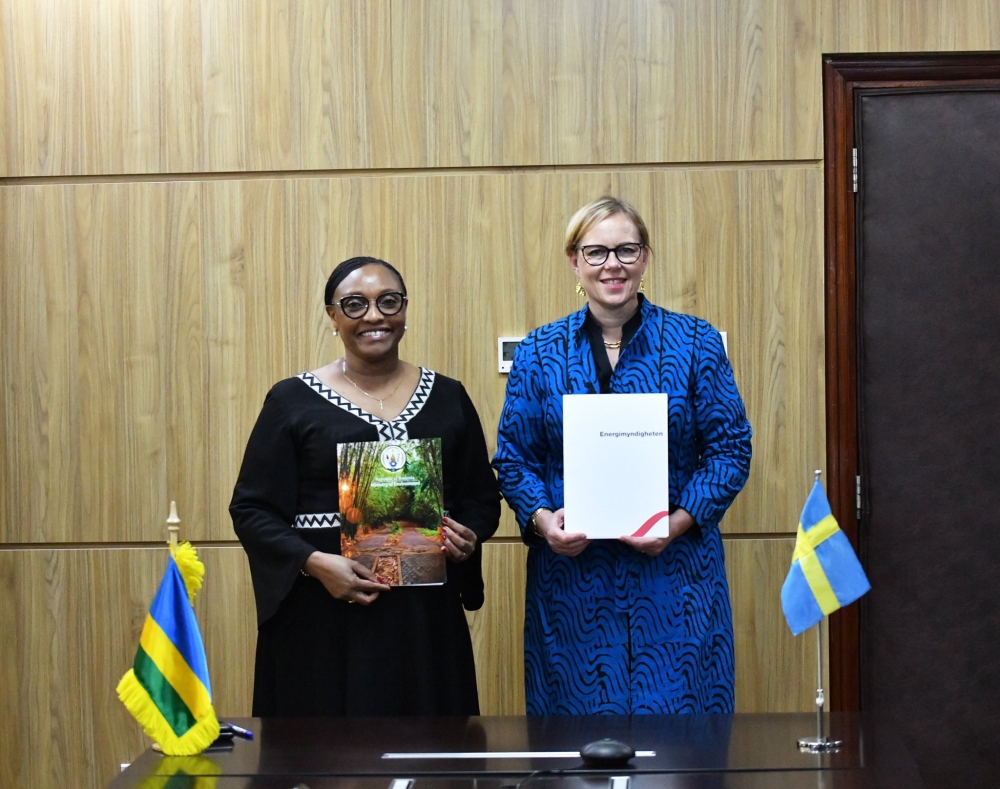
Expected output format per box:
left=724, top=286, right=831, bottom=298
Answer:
left=564, top=196, right=651, bottom=257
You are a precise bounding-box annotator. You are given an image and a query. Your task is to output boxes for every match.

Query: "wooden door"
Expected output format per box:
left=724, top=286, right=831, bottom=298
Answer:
left=824, top=54, right=1000, bottom=788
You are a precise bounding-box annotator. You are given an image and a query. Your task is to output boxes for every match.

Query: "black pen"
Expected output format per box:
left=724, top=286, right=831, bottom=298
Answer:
left=223, top=722, right=254, bottom=741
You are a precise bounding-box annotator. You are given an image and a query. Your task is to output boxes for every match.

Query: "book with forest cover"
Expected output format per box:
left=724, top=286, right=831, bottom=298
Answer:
left=338, top=437, right=446, bottom=586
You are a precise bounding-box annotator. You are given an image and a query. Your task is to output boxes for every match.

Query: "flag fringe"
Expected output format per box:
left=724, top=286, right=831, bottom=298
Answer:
left=117, top=670, right=219, bottom=756
left=173, top=541, right=205, bottom=603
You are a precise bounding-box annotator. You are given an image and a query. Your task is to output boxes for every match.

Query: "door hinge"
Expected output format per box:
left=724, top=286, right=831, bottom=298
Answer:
left=852, top=148, right=858, bottom=193
left=855, top=475, right=862, bottom=520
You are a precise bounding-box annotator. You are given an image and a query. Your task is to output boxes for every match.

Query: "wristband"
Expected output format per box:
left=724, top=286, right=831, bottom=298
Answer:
left=528, top=507, right=549, bottom=535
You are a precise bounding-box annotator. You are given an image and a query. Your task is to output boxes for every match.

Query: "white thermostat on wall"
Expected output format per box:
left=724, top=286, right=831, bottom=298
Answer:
left=498, top=336, right=525, bottom=374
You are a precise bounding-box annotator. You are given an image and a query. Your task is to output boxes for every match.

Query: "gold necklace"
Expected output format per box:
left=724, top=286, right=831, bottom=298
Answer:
left=603, top=340, right=622, bottom=349
left=342, top=359, right=404, bottom=411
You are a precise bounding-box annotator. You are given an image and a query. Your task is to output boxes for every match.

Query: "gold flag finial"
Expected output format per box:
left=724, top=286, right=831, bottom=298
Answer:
left=167, top=501, right=181, bottom=555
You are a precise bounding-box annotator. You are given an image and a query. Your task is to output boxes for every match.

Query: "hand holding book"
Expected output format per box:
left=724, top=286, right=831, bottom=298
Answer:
left=618, top=508, right=694, bottom=557
left=442, top=516, right=477, bottom=562
left=303, top=551, right=391, bottom=605
left=532, top=507, right=590, bottom=557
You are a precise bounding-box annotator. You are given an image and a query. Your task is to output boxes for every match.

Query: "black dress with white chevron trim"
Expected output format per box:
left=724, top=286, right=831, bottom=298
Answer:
left=230, top=369, right=501, bottom=716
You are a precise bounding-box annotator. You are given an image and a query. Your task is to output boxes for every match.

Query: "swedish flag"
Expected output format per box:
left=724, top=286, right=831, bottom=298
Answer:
left=117, top=544, right=220, bottom=755
left=781, top=479, right=871, bottom=636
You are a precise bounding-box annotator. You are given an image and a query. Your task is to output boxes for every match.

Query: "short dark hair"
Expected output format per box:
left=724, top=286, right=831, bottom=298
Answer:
left=324, top=257, right=407, bottom=306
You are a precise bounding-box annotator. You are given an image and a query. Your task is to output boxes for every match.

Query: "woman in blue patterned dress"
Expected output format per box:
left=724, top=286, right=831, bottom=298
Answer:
left=493, top=197, right=752, bottom=714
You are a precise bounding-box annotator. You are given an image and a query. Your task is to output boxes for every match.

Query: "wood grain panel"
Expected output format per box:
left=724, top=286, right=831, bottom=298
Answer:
left=0, top=4, right=869, bottom=177
left=726, top=537, right=823, bottom=713
left=0, top=546, right=254, bottom=789
left=6, top=1, right=1000, bottom=176
left=0, top=186, right=80, bottom=541
left=821, top=1, right=1000, bottom=53
left=0, top=0, right=164, bottom=176
left=391, top=0, right=498, bottom=168
left=468, top=541, right=528, bottom=714
left=504, top=0, right=823, bottom=165
left=1, top=166, right=822, bottom=542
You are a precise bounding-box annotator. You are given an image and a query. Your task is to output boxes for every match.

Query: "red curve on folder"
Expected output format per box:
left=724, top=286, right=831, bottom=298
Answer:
left=631, top=511, right=670, bottom=537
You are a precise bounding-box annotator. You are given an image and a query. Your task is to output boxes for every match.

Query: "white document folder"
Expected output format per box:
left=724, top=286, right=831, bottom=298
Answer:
left=562, top=393, right=670, bottom=539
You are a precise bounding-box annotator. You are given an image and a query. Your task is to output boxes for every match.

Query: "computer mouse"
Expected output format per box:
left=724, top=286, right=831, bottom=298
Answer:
left=579, top=738, right=636, bottom=769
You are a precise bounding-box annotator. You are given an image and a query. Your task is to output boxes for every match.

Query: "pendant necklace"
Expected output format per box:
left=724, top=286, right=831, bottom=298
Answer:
left=342, top=359, right=404, bottom=411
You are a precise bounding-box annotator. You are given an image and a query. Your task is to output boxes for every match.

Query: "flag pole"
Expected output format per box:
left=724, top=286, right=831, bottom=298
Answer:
left=797, top=470, right=843, bottom=754
left=166, top=500, right=180, bottom=557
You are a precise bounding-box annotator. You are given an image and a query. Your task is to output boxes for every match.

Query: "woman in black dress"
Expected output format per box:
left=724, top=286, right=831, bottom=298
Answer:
left=231, top=256, right=501, bottom=716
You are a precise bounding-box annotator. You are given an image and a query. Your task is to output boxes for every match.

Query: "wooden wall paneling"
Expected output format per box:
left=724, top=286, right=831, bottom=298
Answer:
left=467, top=541, right=528, bottom=715
left=161, top=0, right=204, bottom=172
left=75, top=185, right=131, bottom=541
left=1, top=186, right=79, bottom=543
left=120, top=184, right=170, bottom=542
left=0, top=0, right=76, bottom=175
left=96, top=0, right=162, bottom=173
left=731, top=167, right=825, bottom=534
left=629, top=0, right=823, bottom=163
left=0, top=546, right=256, bottom=789
left=163, top=183, right=210, bottom=539
left=245, top=1, right=298, bottom=171
left=497, top=0, right=553, bottom=166
left=200, top=1, right=250, bottom=173
left=203, top=180, right=253, bottom=536
left=495, top=0, right=826, bottom=167
left=0, top=165, right=823, bottom=541
left=8, top=1, right=1000, bottom=177
left=201, top=0, right=395, bottom=173
left=391, top=0, right=498, bottom=168
left=0, top=551, right=17, bottom=789
left=1, top=0, right=164, bottom=176
left=195, top=546, right=256, bottom=719
left=727, top=537, right=819, bottom=712
left=0, top=548, right=142, bottom=789
left=288, top=177, right=339, bottom=377
left=242, top=180, right=296, bottom=376
left=550, top=0, right=634, bottom=165
left=821, top=1, right=1000, bottom=54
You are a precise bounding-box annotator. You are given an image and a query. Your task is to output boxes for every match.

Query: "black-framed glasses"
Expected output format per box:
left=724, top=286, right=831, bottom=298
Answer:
left=578, top=243, right=645, bottom=266
left=334, top=291, right=407, bottom=319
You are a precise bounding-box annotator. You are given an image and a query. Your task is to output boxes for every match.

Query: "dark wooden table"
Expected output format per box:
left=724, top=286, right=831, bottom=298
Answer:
left=109, top=713, right=923, bottom=788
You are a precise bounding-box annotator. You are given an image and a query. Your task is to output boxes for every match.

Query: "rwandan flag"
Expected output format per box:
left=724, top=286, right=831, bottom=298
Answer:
left=133, top=755, right=221, bottom=789
left=117, top=543, right=219, bottom=755
left=781, top=479, right=871, bottom=636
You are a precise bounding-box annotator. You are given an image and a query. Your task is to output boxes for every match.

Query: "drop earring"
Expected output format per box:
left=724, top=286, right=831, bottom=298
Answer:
left=575, top=281, right=585, bottom=296
left=638, top=277, right=646, bottom=294
left=332, top=329, right=339, bottom=336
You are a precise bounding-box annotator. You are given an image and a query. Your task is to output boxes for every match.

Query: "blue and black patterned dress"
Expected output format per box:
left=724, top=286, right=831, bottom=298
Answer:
left=493, top=296, right=752, bottom=714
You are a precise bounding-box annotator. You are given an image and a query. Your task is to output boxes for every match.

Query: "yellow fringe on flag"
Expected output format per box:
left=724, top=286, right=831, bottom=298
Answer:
left=172, top=541, right=205, bottom=603
left=117, top=669, right=220, bottom=756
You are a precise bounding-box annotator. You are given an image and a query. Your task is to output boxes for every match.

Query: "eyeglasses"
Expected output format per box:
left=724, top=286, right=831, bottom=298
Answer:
left=578, top=243, right=645, bottom=266
left=333, top=291, right=407, bottom=319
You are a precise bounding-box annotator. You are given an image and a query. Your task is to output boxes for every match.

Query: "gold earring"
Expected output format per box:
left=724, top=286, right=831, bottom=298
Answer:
left=638, top=277, right=646, bottom=294
left=575, top=281, right=585, bottom=296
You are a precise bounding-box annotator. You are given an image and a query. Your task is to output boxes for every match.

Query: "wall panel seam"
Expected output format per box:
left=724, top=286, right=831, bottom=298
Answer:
left=0, top=160, right=822, bottom=187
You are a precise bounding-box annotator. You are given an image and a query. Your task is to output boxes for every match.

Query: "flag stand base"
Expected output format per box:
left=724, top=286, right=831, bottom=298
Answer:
left=796, top=620, right=842, bottom=753
left=797, top=736, right=843, bottom=753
